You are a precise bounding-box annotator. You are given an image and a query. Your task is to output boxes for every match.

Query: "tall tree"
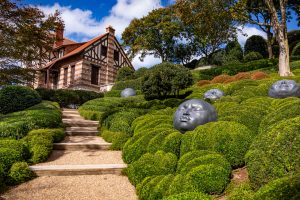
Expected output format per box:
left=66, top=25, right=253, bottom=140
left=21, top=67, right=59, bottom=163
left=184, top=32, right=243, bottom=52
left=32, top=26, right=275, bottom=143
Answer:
left=264, top=0, right=291, bottom=76
left=0, top=0, right=63, bottom=85
left=122, top=7, right=188, bottom=62
left=175, top=0, right=237, bottom=64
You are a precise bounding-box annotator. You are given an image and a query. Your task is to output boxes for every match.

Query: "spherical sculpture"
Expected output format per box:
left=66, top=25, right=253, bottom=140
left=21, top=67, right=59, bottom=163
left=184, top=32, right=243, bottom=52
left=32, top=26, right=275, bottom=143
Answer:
left=173, top=99, right=217, bottom=133
left=268, top=80, right=300, bottom=98
left=204, top=89, right=225, bottom=101
left=121, top=88, right=136, bottom=97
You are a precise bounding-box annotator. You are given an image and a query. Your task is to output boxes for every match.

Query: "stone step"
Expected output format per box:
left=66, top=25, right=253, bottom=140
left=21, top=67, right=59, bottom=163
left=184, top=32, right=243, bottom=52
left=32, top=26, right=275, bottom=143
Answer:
left=63, top=120, right=99, bottom=127
left=35, top=150, right=124, bottom=166
left=62, top=114, right=84, bottom=119
left=66, top=127, right=98, bottom=131
left=65, top=130, right=98, bottom=136
left=62, top=136, right=105, bottom=143
left=30, top=164, right=127, bottom=176
left=53, top=143, right=111, bottom=150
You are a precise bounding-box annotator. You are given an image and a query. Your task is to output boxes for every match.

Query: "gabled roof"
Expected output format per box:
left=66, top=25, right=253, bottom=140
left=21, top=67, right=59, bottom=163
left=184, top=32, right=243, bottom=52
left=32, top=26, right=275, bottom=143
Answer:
left=42, top=33, right=109, bottom=70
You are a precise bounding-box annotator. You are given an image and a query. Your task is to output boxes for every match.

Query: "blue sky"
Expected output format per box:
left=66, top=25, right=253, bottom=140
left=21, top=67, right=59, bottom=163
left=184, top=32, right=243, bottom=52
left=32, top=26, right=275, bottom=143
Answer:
left=21, top=0, right=299, bottom=68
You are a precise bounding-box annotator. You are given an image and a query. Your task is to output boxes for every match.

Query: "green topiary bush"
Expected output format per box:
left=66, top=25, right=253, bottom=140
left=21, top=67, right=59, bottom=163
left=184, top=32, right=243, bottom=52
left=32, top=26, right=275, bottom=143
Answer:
left=246, top=117, right=300, bottom=189
left=0, top=101, right=62, bottom=139
left=0, top=163, right=5, bottom=191
left=227, top=183, right=255, bottom=200
left=162, top=192, right=214, bottom=200
left=177, top=150, right=231, bottom=175
left=259, top=98, right=300, bottom=134
left=126, top=151, right=177, bottom=186
left=8, top=162, right=33, bottom=184
left=30, top=145, right=52, bottom=164
left=244, top=35, right=268, bottom=58
left=254, top=174, right=300, bottom=200
left=181, top=121, right=254, bottom=168
left=244, top=52, right=263, bottom=62
left=186, top=164, right=230, bottom=194
left=0, top=148, right=23, bottom=172
left=0, top=139, right=30, bottom=160
left=0, top=85, right=41, bottom=114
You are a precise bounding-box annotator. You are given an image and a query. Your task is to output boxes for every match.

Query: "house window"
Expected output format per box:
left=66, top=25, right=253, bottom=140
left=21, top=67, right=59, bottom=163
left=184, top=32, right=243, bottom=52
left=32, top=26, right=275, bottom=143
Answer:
left=101, top=45, right=107, bottom=57
left=70, top=65, right=75, bottom=84
left=114, top=50, right=119, bottom=61
left=91, top=65, right=99, bottom=85
left=58, top=49, right=64, bottom=58
left=63, top=67, right=68, bottom=86
left=44, top=72, right=48, bottom=84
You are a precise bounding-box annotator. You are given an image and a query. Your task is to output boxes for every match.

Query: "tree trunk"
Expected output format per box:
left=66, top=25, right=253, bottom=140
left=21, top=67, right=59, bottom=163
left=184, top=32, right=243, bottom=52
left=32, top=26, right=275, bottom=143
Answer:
left=266, top=28, right=274, bottom=59
left=278, top=29, right=291, bottom=76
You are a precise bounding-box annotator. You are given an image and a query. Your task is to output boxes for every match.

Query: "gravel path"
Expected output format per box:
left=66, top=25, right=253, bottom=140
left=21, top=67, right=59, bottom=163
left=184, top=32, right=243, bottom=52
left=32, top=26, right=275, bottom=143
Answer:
left=35, top=150, right=124, bottom=165
left=1, top=175, right=137, bottom=200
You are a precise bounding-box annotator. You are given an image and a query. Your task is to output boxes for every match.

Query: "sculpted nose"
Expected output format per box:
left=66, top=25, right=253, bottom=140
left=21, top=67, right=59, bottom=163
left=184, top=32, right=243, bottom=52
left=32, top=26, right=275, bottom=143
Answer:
left=183, top=109, right=191, bottom=115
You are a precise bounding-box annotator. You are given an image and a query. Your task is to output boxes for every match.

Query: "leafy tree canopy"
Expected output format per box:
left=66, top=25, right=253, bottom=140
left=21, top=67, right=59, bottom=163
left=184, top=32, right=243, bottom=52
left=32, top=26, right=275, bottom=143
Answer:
left=0, top=0, right=63, bottom=85
left=244, top=35, right=268, bottom=58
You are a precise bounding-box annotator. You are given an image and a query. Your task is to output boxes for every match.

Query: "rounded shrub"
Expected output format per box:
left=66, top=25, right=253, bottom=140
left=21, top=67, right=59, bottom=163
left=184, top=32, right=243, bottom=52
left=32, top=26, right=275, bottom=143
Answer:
left=244, top=35, right=268, bottom=58
left=259, top=99, right=300, bottom=134
left=30, top=145, right=52, bottom=164
left=8, top=162, right=33, bottom=184
left=197, top=80, right=211, bottom=87
left=0, top=139, right=30, bottom=160
left=126, top=151, right=177, bottom=186
left=162, top=192, right=214, bottom=200
left=177, top=150, right=231, bottom=175
left=116, top=66, right=135, bottom=81
left=181, top=121, right=254, bottom=167
left=254, top=174, right=300, bottom=200
left=0, top=85, right=41, bottom=114
left=137, top=175, right=175, bottom=200
left=227, top=183, right=254, bottom=200
left=0, top=148, right=23, bottom=172
left=186, top=164, right=230, bottom=194
left=233, top=72, right=251, bottom=80
left=244, top=52, right=263, bottom=62
left=26, top=129, right=65, bottom=143
left=246, top=117, right=300, bottom=189
left=211, top=74, right=232, bottom=83
left=0, top=163, right=5, bottom=190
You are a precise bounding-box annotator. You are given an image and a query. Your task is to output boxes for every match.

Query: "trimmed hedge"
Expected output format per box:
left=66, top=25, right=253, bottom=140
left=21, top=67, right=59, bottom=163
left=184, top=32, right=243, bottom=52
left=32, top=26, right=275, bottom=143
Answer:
left=246, top=117, right=300, bottom=189
left=22, top=128, right=65, bottom=163
left=253, top=174, right=300, bottom=200
left=0, top=101, right=62, bottom=139
left=181, top=121, right=254, bottom=168
left=197, top=59, right=277, bottom=79
left=36, top=88, right=103, bottom=108
left=0, top=85, right=41, bottom=114
left=126, top=151, right=177, bottom=186
left=0, top=148, right=23, bottom=172
left=8, top=162, right=33, bottom=184
left=227, top=183, right=254, bottom=200
left=162, top=192, right=214, bottom=200
left=0, top=139, right=29, bottom=160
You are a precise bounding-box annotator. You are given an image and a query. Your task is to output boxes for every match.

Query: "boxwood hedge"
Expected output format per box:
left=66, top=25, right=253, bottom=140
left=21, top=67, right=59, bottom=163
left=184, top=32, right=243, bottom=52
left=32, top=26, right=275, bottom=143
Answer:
left=0, top=85, right=41, bottom=114
left=181, top=121, right=254, bottom=168
left=162, top=192, right=214, bottom=200
left=246, top=116, right=300, bottom=189
left=254, top=174, right=300, bottom=200
left=126, top=151, right=177, bottom=186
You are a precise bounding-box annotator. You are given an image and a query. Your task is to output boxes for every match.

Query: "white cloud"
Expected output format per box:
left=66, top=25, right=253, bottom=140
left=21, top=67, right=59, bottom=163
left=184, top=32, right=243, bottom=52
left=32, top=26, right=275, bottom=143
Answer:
left=132, top=54, right=162, bottom=69
left=237, top=26, right=267, bottom=47
left=38, top=1, right=163, bottom=68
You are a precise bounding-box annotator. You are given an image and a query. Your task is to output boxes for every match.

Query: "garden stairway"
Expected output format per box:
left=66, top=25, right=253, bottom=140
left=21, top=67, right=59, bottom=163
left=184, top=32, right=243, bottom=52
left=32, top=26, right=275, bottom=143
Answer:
left=30, top=109, right=127, bottom=176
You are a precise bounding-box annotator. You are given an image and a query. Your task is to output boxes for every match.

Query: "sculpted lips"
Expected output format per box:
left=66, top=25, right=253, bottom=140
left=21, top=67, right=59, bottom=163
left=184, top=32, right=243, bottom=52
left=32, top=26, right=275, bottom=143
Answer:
left=180, top=115, right=191, bottom=122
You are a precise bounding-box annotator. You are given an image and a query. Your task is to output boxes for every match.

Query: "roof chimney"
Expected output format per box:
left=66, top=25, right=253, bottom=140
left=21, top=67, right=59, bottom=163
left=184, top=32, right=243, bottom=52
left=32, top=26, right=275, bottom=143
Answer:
left=55, top=24, right=64, bottom=47
left=106, top=25, right=115, bottom=36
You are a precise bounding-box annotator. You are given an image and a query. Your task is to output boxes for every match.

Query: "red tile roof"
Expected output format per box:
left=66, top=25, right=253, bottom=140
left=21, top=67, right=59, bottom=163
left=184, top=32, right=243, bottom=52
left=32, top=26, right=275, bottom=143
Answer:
left=43, top=33, right=108, bottom=70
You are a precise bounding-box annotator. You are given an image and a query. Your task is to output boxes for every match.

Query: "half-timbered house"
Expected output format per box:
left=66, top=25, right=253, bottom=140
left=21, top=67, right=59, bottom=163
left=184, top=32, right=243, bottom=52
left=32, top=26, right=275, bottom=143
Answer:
left=35, top=26, right=133, bottom=92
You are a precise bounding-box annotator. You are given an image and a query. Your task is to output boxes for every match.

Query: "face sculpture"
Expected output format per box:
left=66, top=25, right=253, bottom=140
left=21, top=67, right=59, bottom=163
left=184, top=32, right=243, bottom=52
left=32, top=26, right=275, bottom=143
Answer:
left=173, top=99, right=217, bottom=133
left=268, top=80, right=300, bottom=98
left=121, top=88, right=136, bottom=97
left=204, top=89, right=225, bottom=101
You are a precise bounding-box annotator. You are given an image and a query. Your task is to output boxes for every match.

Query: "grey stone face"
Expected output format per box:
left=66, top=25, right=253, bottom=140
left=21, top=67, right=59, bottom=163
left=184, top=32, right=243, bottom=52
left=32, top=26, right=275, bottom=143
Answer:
left=121, top=88, right=136, bottom=97
left=204, top=89, right=225, bottom=101
left=268, top=80, right=300, bottom=98
left=173, top=99, right=217, bottom=133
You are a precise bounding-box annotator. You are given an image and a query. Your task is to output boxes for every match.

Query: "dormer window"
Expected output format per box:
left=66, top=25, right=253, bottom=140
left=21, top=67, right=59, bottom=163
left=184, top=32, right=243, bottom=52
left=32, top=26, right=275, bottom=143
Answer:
left=58, top=49, right=64, bottom=58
